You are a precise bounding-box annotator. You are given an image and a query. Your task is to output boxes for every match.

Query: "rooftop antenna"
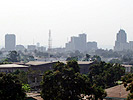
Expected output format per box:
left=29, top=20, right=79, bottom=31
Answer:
left=48, top=29, right=52, bottom=51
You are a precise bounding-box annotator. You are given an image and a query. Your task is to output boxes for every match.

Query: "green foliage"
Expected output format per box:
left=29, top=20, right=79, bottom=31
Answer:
left=41, top=60, right=106, bottom=100
left=0, top=58, right=12, bottom=64
left=121, top=73, right=133, bottom=100
left=67, top=60, right=80, bottom=73
left=109, top=59, right=122, bottom=64
left=27, top=69, right=42, bottom=90
left=7, top=51, right=20, bottom=62
left=131, top=67, right=133, bottom=73
left=12, top=70, right=28, bottom=84
left=66, top=56, right=78, bottom=61
left=69, top=50, right=84, bottom=60
left=95, top=49, right=121, bottom=58
left=83, top=54, right=91, bottom=61
left=0, top=73, right=26, bottom=100
left=53, top=61, right=65, bottom=71
left=22, top=84, right=31, bottom=92
left=91, top=55, right=101, bottom=62
left=95, top=49, right=133, bottom=64
left=88, top=62, right=125, bottom=88
left=92, top=86, right=107, bottom=100
left=28, top=56, right=35, bottom=61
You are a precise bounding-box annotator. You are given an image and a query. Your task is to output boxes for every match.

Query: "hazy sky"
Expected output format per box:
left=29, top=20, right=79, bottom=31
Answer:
left=0, top=0, right=133, bottom=49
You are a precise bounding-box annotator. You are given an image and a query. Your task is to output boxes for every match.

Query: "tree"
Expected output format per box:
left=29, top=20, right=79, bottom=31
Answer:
left=66, top=57, right=78, bottom=61
left=27, top=69, right=42, bottom=90
left=7, top=51, right=20, bottom=62
left=0, top=58, right=12, bottom=64
left=88, top=62, right=125, bottom=88
left=109, top=58, right=122, bottom=64
left=92, top=86, right=107, bottom=100
left=121, top=73, right=133, bottom=100
left=41, top=60, right=106, bottom=100
left=67, top=60, right=80, bottom=73
left=91, top=55, right=101, bottom=62
left=12, top=69, right=28, bottom=84
left=84, top=54, right=90, bottom=61
left=28, top=55, right=35, bottom=61
left=22, top=84, right=31, bottom=92
left=0, top=73, right=26, bottom=100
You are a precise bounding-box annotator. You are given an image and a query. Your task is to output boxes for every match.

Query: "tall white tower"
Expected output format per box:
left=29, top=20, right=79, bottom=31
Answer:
left=48, top=30, right=52, bottom=51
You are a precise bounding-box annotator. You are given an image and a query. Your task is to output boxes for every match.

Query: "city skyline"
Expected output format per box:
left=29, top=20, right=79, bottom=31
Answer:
left=0, top=0, right=133, bottom=49
left=0, top=28, right=133, bottom=50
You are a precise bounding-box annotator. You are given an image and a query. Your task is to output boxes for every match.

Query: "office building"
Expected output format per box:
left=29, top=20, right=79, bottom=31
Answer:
left=5, top=34, right=16, bottom=51
left=65, top=33, right=97, bottom=52
left=66, top=33, right=86, bottom=52
left=116, top=29, right=127, bottom=43
left=27, top=45, right=36, bottom=52
left=78, top=34, right=87, bottom=52
left=129, top=41, right=133, bottom=51
left=16, top=45, right=25, bottom=51
left=37, top=46, right=46, bottom=52
left=86, top=42, right=98, bottom=51
left=114, top=29, right=129, bottom=51
left=113, top=29, right=133, bottom=51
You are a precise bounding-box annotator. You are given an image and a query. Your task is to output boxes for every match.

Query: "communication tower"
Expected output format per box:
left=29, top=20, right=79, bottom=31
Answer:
left=48, top=30, right=52, bottom=51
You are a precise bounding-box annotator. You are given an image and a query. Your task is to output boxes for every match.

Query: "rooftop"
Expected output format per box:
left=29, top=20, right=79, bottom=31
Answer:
left=27, top=93, right=43, bottom=100
left=25, top=61, right=94, bottom=66
left=122, top=64, right=133, bottom=67
left=0, top=64, right=28, bottom=68
left=61, top=61, right=93, bottom=65
left=105, top=84, right=129, bottom=99
left=26, top=61, right=54, bottom=66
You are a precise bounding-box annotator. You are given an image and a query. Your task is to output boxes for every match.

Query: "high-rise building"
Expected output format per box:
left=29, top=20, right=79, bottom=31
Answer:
left=86, top=42, right=98, bottom=51
left=5, top=34, right=16, bottom=51
left=78, top=33, right=87, bottom=52
left=65, top=33, right=87, bottom=52
left=114, top=29, right=129, bottom=51
left=116, top=29, right=127, bottom=43
left=129, top=41, right=133, bottom=51
left=65, top=33, right=97, bottom=52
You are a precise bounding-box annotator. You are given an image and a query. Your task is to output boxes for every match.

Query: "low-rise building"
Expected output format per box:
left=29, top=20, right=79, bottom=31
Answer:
left=25, top=61, right=95, bottom=89
left=0, top=61, right=95, bottom=90
left=26, top=61, right=95, bottom=74
left=16, top=45, right=25, bottom=51
left=122, top=64, right=133, bottom=73
left=0, top=64, right=29, bottom=73
left=27, top=45, right=36, bottom=52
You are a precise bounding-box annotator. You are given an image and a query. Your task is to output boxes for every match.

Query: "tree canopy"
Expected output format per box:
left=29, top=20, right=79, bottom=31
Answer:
left=121, top=73, right=133, bottom=100
left=0, top=73, right=26, bottom=100
left=41, top=60, right=106, bottom=100
left=88, top=61, right=125, bottom=89
left=7, top=51, right=20, bottom=62
left=12, top=69, right=28, bottom=84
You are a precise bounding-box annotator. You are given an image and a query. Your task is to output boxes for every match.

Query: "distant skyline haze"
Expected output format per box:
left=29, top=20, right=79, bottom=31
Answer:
left=0, top=0, right=133, bottom=49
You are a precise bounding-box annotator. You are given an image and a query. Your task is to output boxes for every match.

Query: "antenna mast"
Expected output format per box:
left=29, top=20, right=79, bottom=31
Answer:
left=48, top=29, right=52, bottom=51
